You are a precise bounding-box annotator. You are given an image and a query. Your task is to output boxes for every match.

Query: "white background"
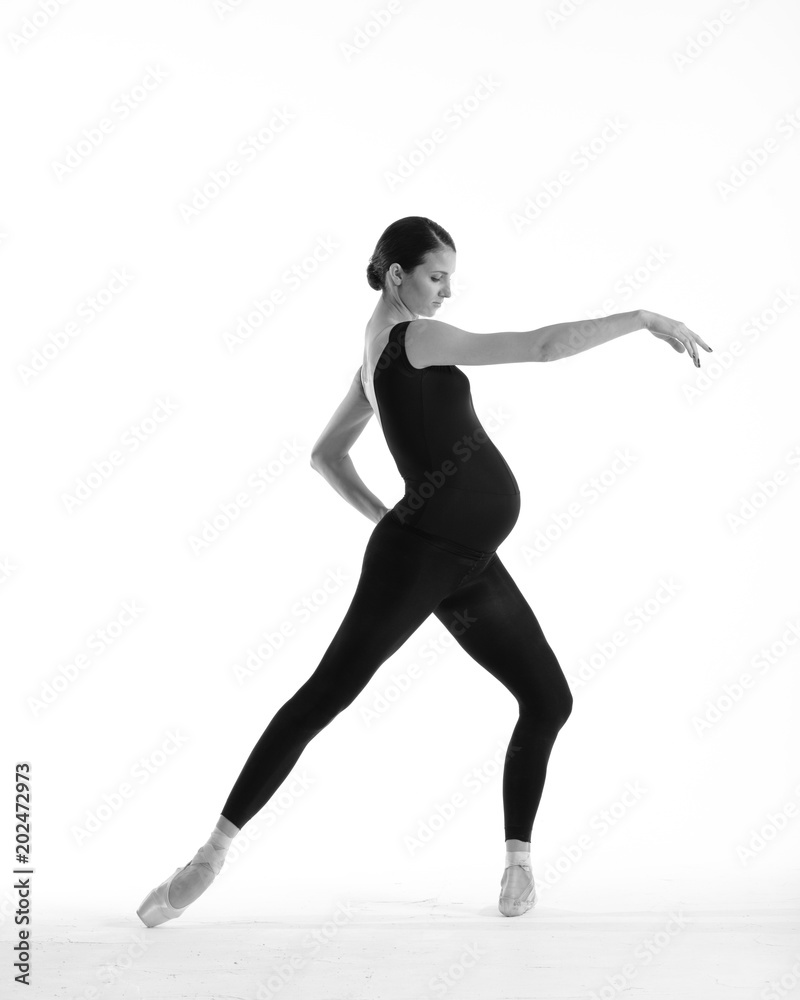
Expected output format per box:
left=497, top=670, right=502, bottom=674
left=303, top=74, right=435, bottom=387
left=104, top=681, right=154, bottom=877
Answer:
left=3, top=0, right=799, bottom=935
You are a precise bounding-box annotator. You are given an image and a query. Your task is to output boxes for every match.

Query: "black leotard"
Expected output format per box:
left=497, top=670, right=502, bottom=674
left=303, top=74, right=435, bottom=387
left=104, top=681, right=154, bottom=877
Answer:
left=371, top=321, right=521, bottom=558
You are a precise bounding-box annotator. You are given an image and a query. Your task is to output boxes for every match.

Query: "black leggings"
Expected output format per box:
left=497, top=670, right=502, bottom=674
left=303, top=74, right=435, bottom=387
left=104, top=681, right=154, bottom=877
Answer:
left=221, top=513, right=573, bottom=842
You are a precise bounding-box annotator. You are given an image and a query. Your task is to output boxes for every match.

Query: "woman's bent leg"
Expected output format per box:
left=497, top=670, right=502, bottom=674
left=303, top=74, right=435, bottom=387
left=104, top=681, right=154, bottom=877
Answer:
left=432, top=552, right=573, bottom=844
left=221, top=516, right=481, bottom=830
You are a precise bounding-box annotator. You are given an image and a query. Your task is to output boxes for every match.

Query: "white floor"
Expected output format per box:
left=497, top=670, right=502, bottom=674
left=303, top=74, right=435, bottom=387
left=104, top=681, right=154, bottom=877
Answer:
left=14, top=867, right=800, bottom=1000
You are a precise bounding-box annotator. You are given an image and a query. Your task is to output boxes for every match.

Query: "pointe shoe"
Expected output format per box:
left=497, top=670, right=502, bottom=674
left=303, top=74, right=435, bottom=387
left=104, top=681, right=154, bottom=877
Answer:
left=136, top=843, right=226, bottom=928
left=498, top=863, right=536, bottom=917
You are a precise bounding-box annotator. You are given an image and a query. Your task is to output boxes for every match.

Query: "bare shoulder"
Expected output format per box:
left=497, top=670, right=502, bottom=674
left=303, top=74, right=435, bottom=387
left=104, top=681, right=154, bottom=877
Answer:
left=405, top=319, right=473, bottom=369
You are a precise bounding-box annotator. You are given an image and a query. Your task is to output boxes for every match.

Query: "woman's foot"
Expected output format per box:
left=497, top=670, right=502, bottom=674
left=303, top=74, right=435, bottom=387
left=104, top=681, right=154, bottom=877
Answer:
left=498, top=863, right=536, bottom=917
left=136, top=843, right=228, bottom=927
left=137, top=816, right=239, bottom=927
left=167, top=844, right=224, bottom=908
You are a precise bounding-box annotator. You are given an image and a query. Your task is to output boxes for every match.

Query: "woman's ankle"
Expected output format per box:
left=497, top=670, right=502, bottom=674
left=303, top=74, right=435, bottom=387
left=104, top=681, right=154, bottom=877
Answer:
left=216, top=814, right=240, bottom=839
left=505, top=838, right=530, bottom=852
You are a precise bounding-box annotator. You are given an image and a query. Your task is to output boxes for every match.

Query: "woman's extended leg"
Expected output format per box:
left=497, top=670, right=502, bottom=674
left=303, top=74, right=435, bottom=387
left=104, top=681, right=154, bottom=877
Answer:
left=219, top=516, right=483, bottom=831
left=432, top=551, right=573, bottom=845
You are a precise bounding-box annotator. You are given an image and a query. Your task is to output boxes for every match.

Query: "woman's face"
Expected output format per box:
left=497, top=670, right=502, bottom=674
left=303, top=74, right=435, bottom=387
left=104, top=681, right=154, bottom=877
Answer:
left=392, top=248, right=455, bottom=318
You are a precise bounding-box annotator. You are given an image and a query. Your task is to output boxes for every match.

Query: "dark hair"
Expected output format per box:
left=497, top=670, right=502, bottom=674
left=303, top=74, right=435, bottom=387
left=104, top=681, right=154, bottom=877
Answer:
left=366, top=216, right=455, bottom=291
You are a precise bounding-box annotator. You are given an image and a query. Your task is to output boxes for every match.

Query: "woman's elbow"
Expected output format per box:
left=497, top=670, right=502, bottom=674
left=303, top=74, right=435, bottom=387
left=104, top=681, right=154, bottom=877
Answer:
left=310, top=447, right=341, bottom=470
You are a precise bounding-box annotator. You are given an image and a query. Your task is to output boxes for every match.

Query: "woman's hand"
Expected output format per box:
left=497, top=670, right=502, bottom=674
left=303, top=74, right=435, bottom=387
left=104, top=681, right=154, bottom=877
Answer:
left=641, top=310, right=713, bottom=368
left=371, top=505, right=391, bottom=524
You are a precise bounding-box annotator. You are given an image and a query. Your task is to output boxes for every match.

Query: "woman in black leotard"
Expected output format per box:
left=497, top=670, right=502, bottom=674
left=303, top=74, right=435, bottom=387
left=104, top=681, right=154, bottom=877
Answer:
left=136, top=216, right=712, bottom=926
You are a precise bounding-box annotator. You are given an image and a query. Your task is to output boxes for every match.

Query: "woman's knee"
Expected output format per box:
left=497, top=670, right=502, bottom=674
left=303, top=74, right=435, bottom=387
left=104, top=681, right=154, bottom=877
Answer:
left=518, top=667, right=573, bottom=731
left=556, top=685, right=574, bottom=728
left=546, top=662, right=574, bottom=728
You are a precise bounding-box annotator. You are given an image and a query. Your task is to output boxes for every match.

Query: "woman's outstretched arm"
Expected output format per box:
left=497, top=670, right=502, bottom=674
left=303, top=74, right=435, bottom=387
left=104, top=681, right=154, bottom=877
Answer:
left=408, top=310, right=712, bottom=368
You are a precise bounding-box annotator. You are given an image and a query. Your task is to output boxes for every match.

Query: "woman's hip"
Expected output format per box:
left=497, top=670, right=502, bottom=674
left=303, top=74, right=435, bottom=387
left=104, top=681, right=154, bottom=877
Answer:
left=388, top=484, right=521, bottom=557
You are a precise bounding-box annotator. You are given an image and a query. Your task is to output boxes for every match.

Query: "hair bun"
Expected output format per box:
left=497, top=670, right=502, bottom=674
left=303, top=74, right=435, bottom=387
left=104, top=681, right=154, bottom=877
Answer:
left=366, top=260, right=382, bottom=291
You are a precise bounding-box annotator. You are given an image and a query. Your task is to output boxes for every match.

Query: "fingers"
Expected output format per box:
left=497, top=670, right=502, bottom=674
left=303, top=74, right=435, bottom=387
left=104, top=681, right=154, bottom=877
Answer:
left=683, top=335, right=700, bottom=367
left=665, top=332, right=689, bottom=356
left=670, top=328, right=698, bottom=366
left=677, top=321, right=711, bottom=367
left=685, top=330, right=714, bottom=364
